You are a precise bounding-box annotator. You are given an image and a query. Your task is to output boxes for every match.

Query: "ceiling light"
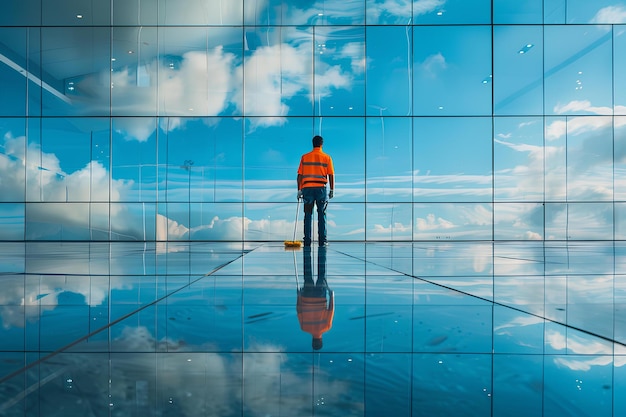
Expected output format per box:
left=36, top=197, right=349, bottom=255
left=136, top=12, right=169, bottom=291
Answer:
left=76, top=14, right=83, bottom=19
left=518, top=43, right=534, bottom=54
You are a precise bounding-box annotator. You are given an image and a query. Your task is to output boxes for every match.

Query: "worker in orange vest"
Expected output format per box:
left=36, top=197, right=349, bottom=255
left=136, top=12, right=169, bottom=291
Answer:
left=297, top=247, right=333, bottom=350
left=297, top=135, right=335, bottom=247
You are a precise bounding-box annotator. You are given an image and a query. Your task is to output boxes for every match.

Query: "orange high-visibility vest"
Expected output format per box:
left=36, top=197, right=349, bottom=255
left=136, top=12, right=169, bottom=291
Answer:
left=298, top=147, right=334, bottom=189
left=297, top=295, right=334, bottom=338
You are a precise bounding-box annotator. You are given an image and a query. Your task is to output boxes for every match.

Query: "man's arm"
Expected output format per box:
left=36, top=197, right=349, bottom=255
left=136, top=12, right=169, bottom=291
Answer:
left=328, top=174, right=334, bottom=191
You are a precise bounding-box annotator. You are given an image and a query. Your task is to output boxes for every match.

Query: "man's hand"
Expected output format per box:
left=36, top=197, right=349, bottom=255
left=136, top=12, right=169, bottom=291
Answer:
left=329, top=190, right=334, bottom=199
left=297, top=190, right=303, bottom=200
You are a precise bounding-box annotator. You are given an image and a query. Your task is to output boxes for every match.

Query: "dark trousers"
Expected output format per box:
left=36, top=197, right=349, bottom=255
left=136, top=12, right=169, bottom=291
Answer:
left=302, top=187, right=328, bottom=246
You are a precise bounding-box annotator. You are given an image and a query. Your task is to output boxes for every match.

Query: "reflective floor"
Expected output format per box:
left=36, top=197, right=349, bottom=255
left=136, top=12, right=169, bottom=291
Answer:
left=1, top=241, right=625, bottom=416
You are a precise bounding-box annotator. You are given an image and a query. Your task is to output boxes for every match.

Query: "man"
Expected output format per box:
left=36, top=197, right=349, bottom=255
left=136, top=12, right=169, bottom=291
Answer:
left=297, top=135, right=335, bottom=247
left=297, top=247, right=333, bottom=350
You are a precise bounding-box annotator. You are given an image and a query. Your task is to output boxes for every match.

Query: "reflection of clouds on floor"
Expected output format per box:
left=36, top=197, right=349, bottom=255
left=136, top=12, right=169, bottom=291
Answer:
left=0, top=273, right=129, bottom=329
left=31, top=325, right=354, bottom=417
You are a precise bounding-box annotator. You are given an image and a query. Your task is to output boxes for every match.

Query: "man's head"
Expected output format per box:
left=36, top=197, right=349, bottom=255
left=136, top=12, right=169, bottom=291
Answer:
left=312, top=337, right=323, bottom=350
left=312, top=135, right=323, bottom=148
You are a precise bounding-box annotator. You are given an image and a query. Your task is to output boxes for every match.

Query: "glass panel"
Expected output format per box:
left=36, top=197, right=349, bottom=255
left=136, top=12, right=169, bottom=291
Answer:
left=567, top=116, right=613, bottom=201
left=90, top=202, right=110, bottom=240
left=365, top=26, right=412, bottom=116
left=365, top=354, right=412, bottom=416
left=413, top=26, right=492, bottom=116
left=545, top=203, right=613, bottom=240
left=161, top=202, right=190, bottom=241
left=494, top=117, right=545, bottom=201
left=164, top=118, right=242, bottom=204
left=412, top=354, right=492, bottom=415
left=0, top=28, right=27, bottom=116
left=158, top=0, right=243, bottom=25
left=494, top=25, right=544, bottom=115
left=616, top=32, right=626, bottom=115
left=38, top=118, right=110, bottom=203
left=334, top=202, right=365, bottom=241
left=544, top=353, right=613, bottom=417
left=246, top=0, right=365, bottom=25
left=243, top=26, right=314, bottom=118
left=113, top=0, right=158, bottom=25
left=158, top=27, right=242, bottom=117
left=545, top=0, right=567, bottom=24
left=365, top=203, right=412, bottom=241
left=42, top=0, right=110, bottom=25
left=493, top=307, right=545, bottom=353
left=493, top=355, right=543, bottom=415
left=190, top=202, right=243, bottom=241
left=616, top=203, right=626, bottom=240
left=41, top=27, right=111, bottom=116
left=493, top=0, right=543, bottom=24
left=112, top=117, right=158, bottom=202
left=314, top=26, right=365, bottom=117
left=413, top=203, right=493, bottom=241
left=567, top=274, right=615, bottom=339
left=110, top=202, right=157, bottom=241
left=494, top=203, right=544, bottom=241
left=567, top=0, right=626, bottom=24
left=366, top=0, right=412, bottom=24
left=111, top=26, right=158, bottom=116
left=545, top=241, right=614, bottom=276
left=0, top=118, right=26, bottom=202
left=25, top=202, right=90, bottom=240
left=316, top=117, right=365, bottom=203
left=244, top=117, right=309, bottom=203
left=545, top=116, right=567, bottom=201
left=414, top=117, right=492, bottom=203
left=412, top=0, right=491, bottom=24
left=24, top=27, right=43, bottom=116
left=544, top=25, right=613, bottom=116
left=494, top=241, right=545, bottom=277
left=618, top=357, right=626, bottom=415
left=0, top=0, right=41, bottom=26
left=366, top=117, right=412, bottom=202
left=0, top=204, right=24, bottom=240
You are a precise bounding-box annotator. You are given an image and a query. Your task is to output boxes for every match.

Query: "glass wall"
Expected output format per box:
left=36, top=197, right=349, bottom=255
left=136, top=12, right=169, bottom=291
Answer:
left=1, top=0, right=626, bottom=242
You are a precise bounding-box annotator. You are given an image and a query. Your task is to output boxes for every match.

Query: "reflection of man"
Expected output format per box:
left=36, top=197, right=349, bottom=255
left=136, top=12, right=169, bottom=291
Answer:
left=297, top=247, right=334, bottom=350
left=297, top=135, right=335, bottom=247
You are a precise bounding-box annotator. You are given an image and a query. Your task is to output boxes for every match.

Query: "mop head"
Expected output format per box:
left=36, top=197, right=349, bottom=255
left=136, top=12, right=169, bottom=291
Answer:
left=284, top=240, right=302, bottom=249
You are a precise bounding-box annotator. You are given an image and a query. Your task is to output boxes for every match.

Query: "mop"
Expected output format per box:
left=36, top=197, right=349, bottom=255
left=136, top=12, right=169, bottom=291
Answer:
left=284, top=198, right=302, bottom=249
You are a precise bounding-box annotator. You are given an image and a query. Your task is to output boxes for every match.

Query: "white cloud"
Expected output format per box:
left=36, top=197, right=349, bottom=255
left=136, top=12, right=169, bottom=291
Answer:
left=421, top=52, right=447, bottom=77
left=372, top=221, right=412, bottom=234
left=370, top=0, right=445, bottom=20
left=591, top=5, right=626, bottom=24
left=1, top=323, right=353, bottom=416
left=341, top=42, right=367, bottom=74
left=0, top=272, right=130, bottom=328
left=546, top=329, right=613, bottom=370
left=105, top=37, right=352, bottom=137
left=547, top=100, right=626, bottom=141
left=416, top=213, right=454, bottom=231
left=524, top=231, right=543, bottom=240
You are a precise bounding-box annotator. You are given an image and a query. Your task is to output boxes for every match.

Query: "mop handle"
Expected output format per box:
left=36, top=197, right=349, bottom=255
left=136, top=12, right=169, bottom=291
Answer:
left=293, top=197, right=300, bottom=242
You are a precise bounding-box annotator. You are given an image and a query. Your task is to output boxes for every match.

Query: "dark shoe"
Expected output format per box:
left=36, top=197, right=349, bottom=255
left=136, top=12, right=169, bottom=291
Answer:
left=319, top=242, right=328, bottom=247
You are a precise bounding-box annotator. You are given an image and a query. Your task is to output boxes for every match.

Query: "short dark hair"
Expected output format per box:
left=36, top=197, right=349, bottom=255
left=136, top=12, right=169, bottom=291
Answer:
left=312, top=337, right=323, bottom=350
left=312, top=135, right=323, bottom=147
